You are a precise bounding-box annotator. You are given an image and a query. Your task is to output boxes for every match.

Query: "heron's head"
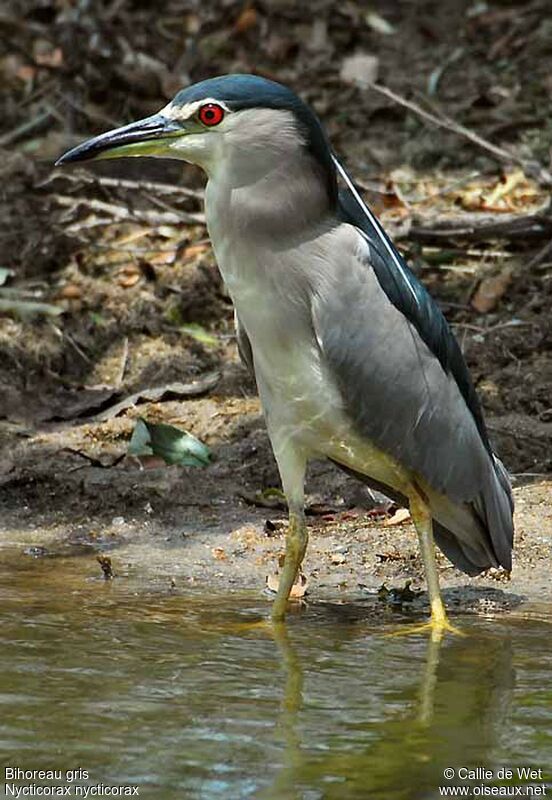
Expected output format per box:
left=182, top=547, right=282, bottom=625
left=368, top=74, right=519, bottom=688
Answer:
left=56, top=74, right=337, bottom=201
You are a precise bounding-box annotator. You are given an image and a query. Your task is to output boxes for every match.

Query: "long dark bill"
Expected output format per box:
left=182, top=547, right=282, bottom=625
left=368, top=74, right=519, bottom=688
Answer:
left=55, top=113, right=182, bottom=165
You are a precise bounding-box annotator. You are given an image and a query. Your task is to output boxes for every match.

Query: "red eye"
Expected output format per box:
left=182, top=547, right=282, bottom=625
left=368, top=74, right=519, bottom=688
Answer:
left=198, top=103, right=225, bottom=127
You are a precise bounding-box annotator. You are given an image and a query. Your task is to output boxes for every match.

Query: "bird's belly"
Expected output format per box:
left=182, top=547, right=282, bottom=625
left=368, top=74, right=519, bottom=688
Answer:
left=210, top=232, right=411, bottom=493
left=252, top=334, right=412, bottom=495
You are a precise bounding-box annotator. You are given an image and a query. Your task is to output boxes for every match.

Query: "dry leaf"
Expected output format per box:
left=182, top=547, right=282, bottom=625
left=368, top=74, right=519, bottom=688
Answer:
left=230, top=525, right=262, bottom=549
left=35, top=46, right=63, bottom=68
left=384, top=507, right=411, bottom=526
left=149, top=251, right=175, bottom=266
left=118, top=273, right=141, bottom=289
left=183, top=242, right=211, bottom=259
left=234, top=7, right=258, bottom=34
left=456, top=170, right=542, bottom=214
left=212, top=547, right=227, bottom=561
left=471, top=267, right=512, bottom=313
left=485, top=170, right=525, bottom=207
left=59, top=284, right=82, bottom=299
left=266, top=569, right=309, bottom=598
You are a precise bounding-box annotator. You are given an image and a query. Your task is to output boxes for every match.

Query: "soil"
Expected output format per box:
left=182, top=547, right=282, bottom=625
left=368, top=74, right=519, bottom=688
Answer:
left=1, top=0, right=551, bottom=615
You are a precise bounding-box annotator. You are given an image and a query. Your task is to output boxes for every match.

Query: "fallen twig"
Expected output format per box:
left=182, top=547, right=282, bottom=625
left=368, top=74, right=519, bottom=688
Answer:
left=0, top=110, right=53, bottom=147
left=92, top=372, right=221, bottom=422
left=46, top=169, right=204, bottom=199
left=53, top=193, right=205, bottom=226
left=368, top=83, right=552, bottom=186
left=114, top=337, right=129, bottom=389
left=524, top=238, right=552, bottom=271
left=452, top=320, right=531, bottom=336
left=402, top=203, right=552, bottom=245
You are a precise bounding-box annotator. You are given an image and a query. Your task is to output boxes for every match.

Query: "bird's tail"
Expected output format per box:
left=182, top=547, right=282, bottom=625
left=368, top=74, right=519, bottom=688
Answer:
left=331, top=456, right=514, bottom=576
left=474, top=454, right=514, bottom=569
left=431, top=455, right=514, bottom=575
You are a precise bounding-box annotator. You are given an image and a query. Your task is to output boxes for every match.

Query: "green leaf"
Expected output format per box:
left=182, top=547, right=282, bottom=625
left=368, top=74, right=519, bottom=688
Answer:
left=128, top=418, right=212, bottom=467
left=89, top=311, right=108, bottom=328
left=180, top=323, right=219, bottom=347
left=128, top=418, right=153, bottom=457
left=0, top=268, right=14, bottom=287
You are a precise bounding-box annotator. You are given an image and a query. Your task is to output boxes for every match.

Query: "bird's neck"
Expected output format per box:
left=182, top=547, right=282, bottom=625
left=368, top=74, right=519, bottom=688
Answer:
left=204, top=146, right=335, bottom=243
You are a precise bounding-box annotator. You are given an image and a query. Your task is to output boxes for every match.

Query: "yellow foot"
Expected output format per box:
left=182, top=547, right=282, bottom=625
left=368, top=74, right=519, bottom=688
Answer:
left=268, top=571, right=309, bottom=623
left=270, top=590, right=306, bottom=622
left=388, top=617, right=466, bottom=642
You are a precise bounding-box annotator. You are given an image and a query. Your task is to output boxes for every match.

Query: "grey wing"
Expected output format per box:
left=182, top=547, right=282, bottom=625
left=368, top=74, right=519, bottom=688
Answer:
left=234, top=311, right=255, bottom=376
left=310, top=224, right=513, bottom=573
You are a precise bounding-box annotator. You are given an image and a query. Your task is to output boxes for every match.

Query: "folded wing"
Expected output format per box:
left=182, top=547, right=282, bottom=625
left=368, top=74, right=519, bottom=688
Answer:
left=309, top=183, right=513, bottom=573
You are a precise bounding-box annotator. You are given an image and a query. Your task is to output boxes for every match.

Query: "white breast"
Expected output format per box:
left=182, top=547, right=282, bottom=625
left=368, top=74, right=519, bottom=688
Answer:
left=205, top=184, right=411, bottom=493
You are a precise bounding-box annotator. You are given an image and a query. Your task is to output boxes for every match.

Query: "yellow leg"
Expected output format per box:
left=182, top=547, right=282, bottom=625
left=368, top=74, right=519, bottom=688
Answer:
left=396, top=491, right=465, bottom=641
left=271, top=510, right=308, bottom=622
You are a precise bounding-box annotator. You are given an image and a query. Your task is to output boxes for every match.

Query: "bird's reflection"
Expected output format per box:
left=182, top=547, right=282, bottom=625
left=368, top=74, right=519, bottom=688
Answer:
left=272, top=621, right=305, bottom=790
left=260, top=612, right=514, bottom=800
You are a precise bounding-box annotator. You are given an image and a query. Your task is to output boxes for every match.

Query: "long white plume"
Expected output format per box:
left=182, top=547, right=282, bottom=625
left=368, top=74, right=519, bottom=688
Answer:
left=332, top=154, right=419, bottom=305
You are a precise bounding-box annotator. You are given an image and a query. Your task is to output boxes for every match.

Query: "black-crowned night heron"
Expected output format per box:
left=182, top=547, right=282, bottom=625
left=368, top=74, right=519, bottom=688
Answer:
left=57, top=74, right=514, bottom=636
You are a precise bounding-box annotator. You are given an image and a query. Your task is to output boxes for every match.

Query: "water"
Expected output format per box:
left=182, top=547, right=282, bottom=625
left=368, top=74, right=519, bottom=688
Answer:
left=1, top=548, right=551, bottom=800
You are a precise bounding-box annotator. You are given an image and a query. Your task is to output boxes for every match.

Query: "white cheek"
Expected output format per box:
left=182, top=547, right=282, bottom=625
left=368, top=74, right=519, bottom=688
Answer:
left=167, top=134, right=211, bottom=164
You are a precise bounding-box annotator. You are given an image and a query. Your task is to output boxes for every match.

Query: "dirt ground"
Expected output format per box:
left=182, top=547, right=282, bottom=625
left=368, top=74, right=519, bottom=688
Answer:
left=1, top=0, right=551, bottom=614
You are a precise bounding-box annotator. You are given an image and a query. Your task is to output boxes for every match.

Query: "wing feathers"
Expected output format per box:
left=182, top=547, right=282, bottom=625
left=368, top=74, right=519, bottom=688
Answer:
left=311, top=221, right=513, bottom=573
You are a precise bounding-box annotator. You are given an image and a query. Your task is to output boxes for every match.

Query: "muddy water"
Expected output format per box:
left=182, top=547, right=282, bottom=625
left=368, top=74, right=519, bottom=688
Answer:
left=1, top=547, right=551, bottom=800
